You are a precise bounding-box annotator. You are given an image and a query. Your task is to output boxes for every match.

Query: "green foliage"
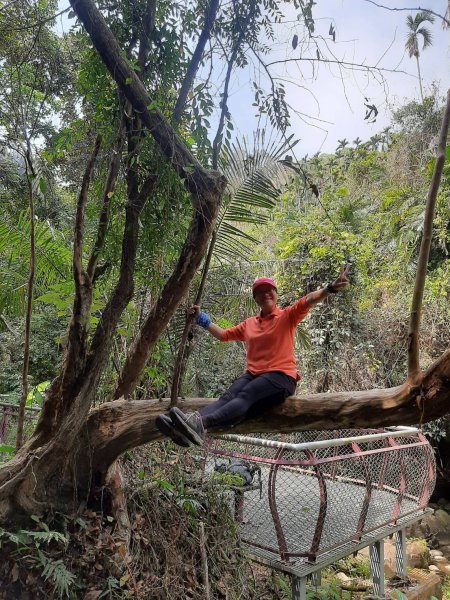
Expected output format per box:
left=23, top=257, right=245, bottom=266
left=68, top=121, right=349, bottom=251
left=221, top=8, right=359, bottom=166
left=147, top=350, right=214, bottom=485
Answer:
left=0, top=213, right=71, bottom=317
left=0, top=518, right=77, bottom=599
left=306, top=577, right=342, bottom=599
left=33, top=552, right=77, bottom=599
left=335, top=556, right=371, bottom=579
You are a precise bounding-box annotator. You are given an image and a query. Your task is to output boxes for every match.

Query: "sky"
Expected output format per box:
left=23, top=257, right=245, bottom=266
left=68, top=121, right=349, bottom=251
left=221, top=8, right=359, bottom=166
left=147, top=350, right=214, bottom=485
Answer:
left=224, top=0, right=450, bottom=156
left=56, top=0, right=450, bottom=157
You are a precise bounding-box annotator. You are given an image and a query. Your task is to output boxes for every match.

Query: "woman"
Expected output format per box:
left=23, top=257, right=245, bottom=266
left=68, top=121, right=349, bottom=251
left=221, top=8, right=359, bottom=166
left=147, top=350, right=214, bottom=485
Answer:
left=156, top=267, right=349, bottom=446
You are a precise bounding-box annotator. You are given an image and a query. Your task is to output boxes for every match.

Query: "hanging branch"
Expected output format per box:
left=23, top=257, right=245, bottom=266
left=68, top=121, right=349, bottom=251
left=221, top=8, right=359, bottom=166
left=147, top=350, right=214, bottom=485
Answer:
left=407, top=88, right=450, bottom=383
left=16, top=148, right=36, bottom=450
left=170, top=4, right=254, bottom=405
left=169, top=231, right=216, bottom=406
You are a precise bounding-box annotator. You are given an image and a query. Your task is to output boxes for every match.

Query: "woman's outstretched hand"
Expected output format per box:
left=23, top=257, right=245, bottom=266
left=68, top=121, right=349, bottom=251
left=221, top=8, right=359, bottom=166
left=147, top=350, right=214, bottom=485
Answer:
left=331, top=265, right=350, bottom=293
left=189, top=305, right=201, bottom=319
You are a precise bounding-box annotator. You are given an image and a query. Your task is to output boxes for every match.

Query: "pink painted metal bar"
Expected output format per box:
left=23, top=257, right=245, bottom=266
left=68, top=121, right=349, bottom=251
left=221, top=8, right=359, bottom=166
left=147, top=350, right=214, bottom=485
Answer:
left=351, top=441, right=372, bottom=542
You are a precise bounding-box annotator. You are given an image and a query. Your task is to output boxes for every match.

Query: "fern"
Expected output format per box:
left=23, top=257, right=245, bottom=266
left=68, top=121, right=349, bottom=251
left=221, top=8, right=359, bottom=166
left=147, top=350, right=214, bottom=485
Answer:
left=37, top=552, right=76, bottom=599
left=28, top=530, right=68, bottom=544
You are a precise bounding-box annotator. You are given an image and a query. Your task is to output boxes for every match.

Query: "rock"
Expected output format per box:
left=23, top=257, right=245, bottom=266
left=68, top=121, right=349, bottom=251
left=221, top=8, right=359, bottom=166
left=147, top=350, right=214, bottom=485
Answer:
left=406, top=569, right=442, bottom=600
left=339, top=577, right=370, bottom=592
left=441, top=564, right=450, bottom=576
left=420, top=513, right=442, bottom=535
left=436, top=530, right=450, bottom=546
left=430, top=549, right=444, bottom=558
left=444, top=502, right=450, bottom=512
left=431, top=555, right=447, bottom=564
left=429, top=564, right=440, bottom=571
left=406, top=521, right=427, bottom=539
left=435, top=509, right=450, bottom=528
left=336, top=572, right=351, bottom=584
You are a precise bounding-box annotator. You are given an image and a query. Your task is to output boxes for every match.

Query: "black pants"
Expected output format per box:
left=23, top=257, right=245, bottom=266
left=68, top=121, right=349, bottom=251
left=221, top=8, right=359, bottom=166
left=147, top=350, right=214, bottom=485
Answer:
left=199, top=371, right=296, bottom=430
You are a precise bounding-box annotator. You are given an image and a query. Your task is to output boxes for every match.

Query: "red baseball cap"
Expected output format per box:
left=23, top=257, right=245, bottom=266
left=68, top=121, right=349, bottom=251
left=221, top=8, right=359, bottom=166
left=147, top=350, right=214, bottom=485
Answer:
left=252, top=277, right=277, bottom=296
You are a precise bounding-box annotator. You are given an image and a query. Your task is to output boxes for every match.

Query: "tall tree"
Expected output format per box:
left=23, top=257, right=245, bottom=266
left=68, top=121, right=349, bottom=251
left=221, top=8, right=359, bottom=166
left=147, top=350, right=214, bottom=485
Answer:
left=0, top=0, right=448, bottom=542
left=405, top=11, right=435, bottom=102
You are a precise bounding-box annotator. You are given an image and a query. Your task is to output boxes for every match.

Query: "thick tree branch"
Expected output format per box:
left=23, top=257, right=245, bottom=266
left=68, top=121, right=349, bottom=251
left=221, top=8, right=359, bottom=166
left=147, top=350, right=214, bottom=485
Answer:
left=172, top=0, right=220, bottom=126
left=407, top=89, right=450, bottom=382
left=170, top=3, right=255, bottom=405
left=113, top=178, right=223, bottom=399
left=60, top=134, right=101, bottom=394
left=89, top=349, right=450, bottom=474
left=70, top=0, right=223, bottom=199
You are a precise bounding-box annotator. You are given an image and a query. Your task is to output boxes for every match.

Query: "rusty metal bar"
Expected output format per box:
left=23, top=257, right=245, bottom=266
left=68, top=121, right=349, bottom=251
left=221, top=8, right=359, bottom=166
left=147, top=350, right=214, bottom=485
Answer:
left=305, top=449, right=327, bottom=563
left=388, top=438, right=405, bottom=524
left=268, top=448, right=289, bottom=561
left=351, top=441, right=372, bottom=541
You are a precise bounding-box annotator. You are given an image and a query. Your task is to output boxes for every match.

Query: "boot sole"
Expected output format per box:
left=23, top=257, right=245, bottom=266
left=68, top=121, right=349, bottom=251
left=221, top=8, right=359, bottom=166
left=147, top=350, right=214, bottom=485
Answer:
left=169, top=407, right=205, bottom=446
left=155, top=415, right=191, bottom=448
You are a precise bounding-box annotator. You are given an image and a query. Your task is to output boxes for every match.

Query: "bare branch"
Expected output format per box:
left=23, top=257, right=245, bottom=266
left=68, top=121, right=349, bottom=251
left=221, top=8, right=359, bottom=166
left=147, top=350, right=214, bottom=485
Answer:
left=73, top=135, right=101, bottom=287
left=407, top=89, right=450, bottom=382
left=0, top=8, right=70, bottom=32
left=265, top=57, right=411, bottom=77
left=362, top=1, right=450, bottom=27
left=87, top=130, right=123, bottom=280
left=173, top=0, right=220, bottom=125
left=137, top=0, right=156, bottom=73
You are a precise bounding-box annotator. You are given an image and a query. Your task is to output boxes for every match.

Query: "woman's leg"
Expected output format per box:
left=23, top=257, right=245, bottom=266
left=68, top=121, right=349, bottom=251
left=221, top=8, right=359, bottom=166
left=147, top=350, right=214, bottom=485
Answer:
left=199, top=372, right=254, bottom=418
left=202, top=372, right=296, bottom=430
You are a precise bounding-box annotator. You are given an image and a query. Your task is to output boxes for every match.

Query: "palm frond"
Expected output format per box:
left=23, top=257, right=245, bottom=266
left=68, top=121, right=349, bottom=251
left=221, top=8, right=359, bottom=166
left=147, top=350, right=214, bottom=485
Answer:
left=417, top=27, right=433, bottom=48
left=214, top=133, right=297, bottom=262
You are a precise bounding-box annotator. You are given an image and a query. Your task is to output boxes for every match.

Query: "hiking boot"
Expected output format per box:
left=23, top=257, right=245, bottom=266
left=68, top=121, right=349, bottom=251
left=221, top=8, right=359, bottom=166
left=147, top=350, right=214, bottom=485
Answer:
left=155, top=414, right=192, bottom=448
left=169, top=407, right=205, bottom=446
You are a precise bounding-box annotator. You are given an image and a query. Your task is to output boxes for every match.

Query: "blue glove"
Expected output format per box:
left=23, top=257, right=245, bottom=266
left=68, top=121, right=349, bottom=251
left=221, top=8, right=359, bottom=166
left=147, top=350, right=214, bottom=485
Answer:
left=196, top=312, right=211, bottom=329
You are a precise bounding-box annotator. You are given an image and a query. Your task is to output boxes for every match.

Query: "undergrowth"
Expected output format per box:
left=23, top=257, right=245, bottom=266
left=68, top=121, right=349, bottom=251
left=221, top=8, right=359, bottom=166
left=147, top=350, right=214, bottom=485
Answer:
left=0, top=443, right=258, bottom=599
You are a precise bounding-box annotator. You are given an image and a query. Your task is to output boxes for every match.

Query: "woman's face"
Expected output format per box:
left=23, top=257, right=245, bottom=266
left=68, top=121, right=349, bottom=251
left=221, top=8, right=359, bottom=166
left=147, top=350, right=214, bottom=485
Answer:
left=253, top=284, right=277, bottom=314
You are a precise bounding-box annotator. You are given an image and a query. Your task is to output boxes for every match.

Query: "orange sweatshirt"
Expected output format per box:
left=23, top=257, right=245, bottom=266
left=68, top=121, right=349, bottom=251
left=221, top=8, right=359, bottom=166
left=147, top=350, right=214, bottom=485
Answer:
left=220, top=297, right=310, bottom=380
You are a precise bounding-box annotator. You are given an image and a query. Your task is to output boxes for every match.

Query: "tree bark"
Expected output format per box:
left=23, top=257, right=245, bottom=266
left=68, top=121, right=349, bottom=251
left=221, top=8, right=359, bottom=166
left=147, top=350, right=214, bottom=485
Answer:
left=87, top=348, right=450, bottom=481
left=70, top=0, right=223, bottom=199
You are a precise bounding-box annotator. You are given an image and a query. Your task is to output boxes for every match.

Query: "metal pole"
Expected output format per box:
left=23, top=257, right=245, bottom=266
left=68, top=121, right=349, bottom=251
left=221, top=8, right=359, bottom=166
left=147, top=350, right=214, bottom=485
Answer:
left=395, top=529, right=407, bottom=579
left=292, top=575, right=306, bottom=600
left=369, top=540, right=385, bottom=597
